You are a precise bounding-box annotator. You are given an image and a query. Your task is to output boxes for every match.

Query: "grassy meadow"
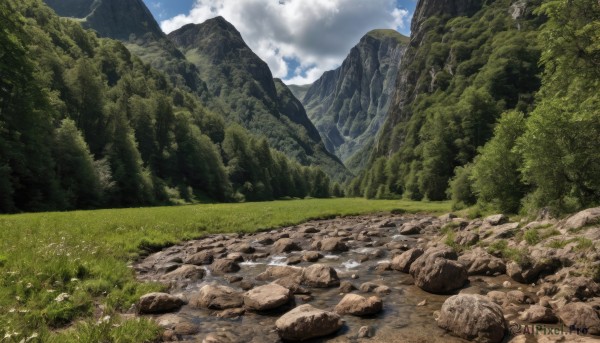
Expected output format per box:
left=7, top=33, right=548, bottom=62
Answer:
left=0, top=198, right=450, bottom=342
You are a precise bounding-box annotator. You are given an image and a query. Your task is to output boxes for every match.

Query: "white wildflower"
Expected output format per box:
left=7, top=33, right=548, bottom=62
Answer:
left=54, top=293, right=69, bottom=302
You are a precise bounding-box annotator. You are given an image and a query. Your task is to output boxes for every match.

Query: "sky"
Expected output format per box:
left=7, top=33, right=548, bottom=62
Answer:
left=143, top=0, right=417, bottom=85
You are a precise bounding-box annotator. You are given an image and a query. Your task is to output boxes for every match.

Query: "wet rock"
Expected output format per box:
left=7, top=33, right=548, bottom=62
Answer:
left=409, top=247, right=468, bottom=294
left=302, top=264, right=340, bottom=288
left=562, top=207, right=600, bottom=231
left=211, top=259, right=241, bottom=274
left=437, top=294, right=507, bottom=343
left=519, top=305, right=558, bottom=323
left=256, top=265, right=303, bottom=281
left=375, top=262, right=392, bottom=272
left=224, top=275, right=243, bottom=283
left=161, top=264, right=205, bottom=282
left=302, top=251, right=323, bottom=262
left=184, top=250, right=214, bottom=265
left=216, top=308, right=246, bottom=319
left=334, top=294, right=383, bottom=316
left=374, top=285, right=392, bottom=295
left=231, top=243, right=255, bottom=254
left=458, top=248, right=506, bottom=276
left=239, top=280, right=255, bottom=291
left=557, top=302, right=600, bottom=335
left=275, top=304, right=343, bottom=341
left=244, top=284, right=293, bottom=311
left=358, top=325, right=371, bottom=338
left=272, top=238, right=301, bottom=253
left=339, top=281, right=356, bottom=293
left=274, top=276, right=311, bottom=295
left=286, top=256, right=302, bottom=265
left=138, top=293, right=185, bottom=314
left=192, top=284, right=243, bottom=310
left=313, top=237, right=349, bottom=252
left=484, top=214, right=509, bottom=226
left=391, top=248, right=424, bottom=273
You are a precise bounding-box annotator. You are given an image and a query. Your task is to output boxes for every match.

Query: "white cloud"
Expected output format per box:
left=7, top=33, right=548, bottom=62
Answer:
left=160, top=0, right=411, bottom=84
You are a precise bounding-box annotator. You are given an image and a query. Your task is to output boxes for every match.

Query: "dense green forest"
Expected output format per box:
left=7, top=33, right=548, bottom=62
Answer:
left=352, top=0, right=600, bottom=214
left=0, top=0, right=338, bottom=213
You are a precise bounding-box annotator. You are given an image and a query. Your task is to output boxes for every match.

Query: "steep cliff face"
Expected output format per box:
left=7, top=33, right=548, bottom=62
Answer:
left=169, top=17, right=349, bottom=180
left=43, top=0, right=206, bottom=94
left=299, top=30, right=408, bottom=170
left=353, top=0, right=544, bottom=200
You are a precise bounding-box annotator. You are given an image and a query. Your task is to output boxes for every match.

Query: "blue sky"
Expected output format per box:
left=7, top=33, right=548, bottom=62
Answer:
left=143, top=0, right=417, bottom=84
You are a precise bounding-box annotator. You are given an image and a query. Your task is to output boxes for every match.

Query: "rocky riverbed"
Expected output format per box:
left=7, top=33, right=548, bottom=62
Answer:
left=132, top=207, right=600, bottom=342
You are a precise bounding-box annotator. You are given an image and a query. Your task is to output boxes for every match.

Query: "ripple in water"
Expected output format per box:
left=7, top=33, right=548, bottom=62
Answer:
left=342, top=260, right=361, bottom=270
left=268, top=255, right=287, bottom=266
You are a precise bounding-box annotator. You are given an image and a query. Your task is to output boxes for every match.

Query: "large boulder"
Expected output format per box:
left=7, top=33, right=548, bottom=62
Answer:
left=458, top=248, right=506, bottom=276
left=409, top=247, right=467, bottom=294
left=160, top=264, right=205, bottom=282
left=437, top=294, right=507, bottom=343
left=391, top=248, right=424, bottom=273
left=184, top=250, right=214, bottom=265
left=557, top=302, right=600, bottom=335
left=138, top=292, right=185, bottom=314
left=313, top=237, right=349, bottom=252
left=334, top=294, right=382, bottom=316
left=506, top=258, right=560, bottom=284
left=275, top=304, right=343, bottom=341
left=211, top=259, right=240, bottom=274
left=484, top=214, right=509, bottom=226
left=273, top=238, right=301, bottom=253
left=302, top=264, right=340, bottom=288
left=562, top=207, right=600, bottom=230
left=244, top=284, right=293, bottom=311
left=192, top=284, right=243, bottom=310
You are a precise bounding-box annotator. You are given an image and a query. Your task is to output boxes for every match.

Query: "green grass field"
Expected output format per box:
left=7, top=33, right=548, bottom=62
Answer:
left=0, top=198, right=450, bottom=342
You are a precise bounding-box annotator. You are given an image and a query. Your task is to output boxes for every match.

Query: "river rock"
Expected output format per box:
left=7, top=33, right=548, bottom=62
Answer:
left=275, top=304, right=343, bottom=341
left=184, top=250, right=214, bottom=265
left=302, top=264, right=340, bottom=288
left=391, top=248, right=424, bottom=273
left=557, top=302, right=600, bottom=335
left=437, top=294, right=507, bottom=343
left=256, top=265, right=304, bottom=281
left=192, top=284, right=243, bottom=310
left=161, top=264, right=205, bottom=282
left=409, top=247, right=467, bottom=294
left=138, top=292, right=185, bottom=314
left=273, top=238, right=301, bottom=253
left=211, top=259, right=240, bottom=274
left=334, top=294, right=383, bottom=316
left=244, top=284, right=293, bottom=311
left=519, top=305, right=558, bottom=323
left=458, top=248, right=506, bottom=276
left=339, top=281, right=356, bottom=293
left=313, top=237, right=349, bottom=252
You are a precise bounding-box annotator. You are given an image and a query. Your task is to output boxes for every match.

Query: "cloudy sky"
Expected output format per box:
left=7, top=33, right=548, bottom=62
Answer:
left=143, top=0, right=416, bottom=84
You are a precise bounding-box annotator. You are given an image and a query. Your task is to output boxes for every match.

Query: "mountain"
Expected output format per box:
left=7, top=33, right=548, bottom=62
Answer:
left=350, top=0, right=545, bottom=200
left=297, top=29, right=408, bottom=172
left=168, top=17, right=350, bottom=180
left=287, top=84, right=311, bottom=103
left=44, top=0, right=207, bottom=95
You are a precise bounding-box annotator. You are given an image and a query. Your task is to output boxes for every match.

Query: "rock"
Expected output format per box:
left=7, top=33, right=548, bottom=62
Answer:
left=161, top=264, right=205, bottom=281
left=256, top=265, right=304, bottom=281
left=211, top=259, right=240, bottom=274
left=335, top=294, right=382, bottom=316
left=503, top=281, right=512, bottom=288
left=339, top=281, right=356, bottom=293
left=184, top=250, right=214, bottom=265
left=455, top=231, right=480, bottom=246
left=244, top=284, right=293, bottom=311
left=557, top=302, right=600, bottom=335
left=357, top=325, right=371, bottom=338
left=482, top=222, right=520, bottom=242
left=286, top=255, right=302, bottom=265
left=458, top=248, right=506, bottom=276
left=231, top=243, right=254, bottom=254
left=437, top=294, right=507, bottom=343
left=374, top=285, right=391, bottom=295
left=486, top=291, right=508, bottom=305
left=216, top=308, right=246, bottom=319
left=138, top=293, right=185, bottom=314
left=359, top=282, right=381, bottom=293
left=274, top=276, right=311, bottom=294
left=272, top=238, right=301, bottom=253
left=226, top=253, right=244, bottom=263
left=302, top=251, right=323, bottom=262
left=391, top=248, right=424, bottom=273
left=409, top=247, right=468, bottom=294
left=399, top=222, right=421, bottom=235
left=484, top=214, right=509, bottom=226
left=417, top=299, right=427, bottom=306
left=506, top=258, right=560, bottom=284
left=313, top=237, right=349, bottom=252
left=302, top=264, right=340, bottom=288
left=192, top=284, right=243, bottom=310
left=519, top=305, right=558, bottom=323
left=561, top=276, right=600, bottom=300
left=562, top=207, right=600, bottom=230
left=275, top=304, right=343, bottom=341
left=506, top=290, right=528, bottom=304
